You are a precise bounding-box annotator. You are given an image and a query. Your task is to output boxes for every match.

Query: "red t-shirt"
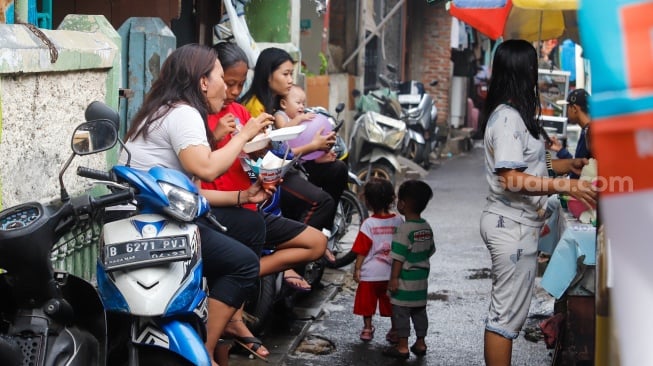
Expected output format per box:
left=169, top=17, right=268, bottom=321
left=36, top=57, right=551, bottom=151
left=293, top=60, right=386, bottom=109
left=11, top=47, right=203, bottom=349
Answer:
left=200, top=103, right=257, bottom=211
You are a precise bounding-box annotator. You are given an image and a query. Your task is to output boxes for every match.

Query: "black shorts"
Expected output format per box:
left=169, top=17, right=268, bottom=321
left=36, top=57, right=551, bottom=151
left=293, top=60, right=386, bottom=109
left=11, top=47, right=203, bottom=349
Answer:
left=263, top=211, right=307, bottom=247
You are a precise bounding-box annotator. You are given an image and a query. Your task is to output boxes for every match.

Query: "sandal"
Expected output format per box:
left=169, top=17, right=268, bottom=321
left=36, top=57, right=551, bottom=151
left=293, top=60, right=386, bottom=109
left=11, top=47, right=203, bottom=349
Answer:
left=410, top=344, right=427, bottom=357
left=359, top=326, right=375, bottom=341
left=382, top=347, right=410, bottom=359
left=283, top=270, right=311, bottom=292
left=224, top=319, right=270, bottom=361
left=233, top=336, right=269, bottom=361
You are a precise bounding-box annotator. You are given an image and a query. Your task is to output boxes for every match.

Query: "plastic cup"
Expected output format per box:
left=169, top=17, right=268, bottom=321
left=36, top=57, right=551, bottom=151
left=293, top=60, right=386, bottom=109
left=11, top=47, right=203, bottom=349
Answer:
left=260, top=167, right=282, bottom=190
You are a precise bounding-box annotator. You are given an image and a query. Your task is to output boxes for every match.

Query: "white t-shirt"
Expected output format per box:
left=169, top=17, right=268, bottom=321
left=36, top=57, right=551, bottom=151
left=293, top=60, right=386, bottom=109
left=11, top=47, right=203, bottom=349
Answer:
left=483, top=104, right=548, bottom=226
left=353, top=214, right=405, bottom=282
left=120, top=104, right=209, bottom=177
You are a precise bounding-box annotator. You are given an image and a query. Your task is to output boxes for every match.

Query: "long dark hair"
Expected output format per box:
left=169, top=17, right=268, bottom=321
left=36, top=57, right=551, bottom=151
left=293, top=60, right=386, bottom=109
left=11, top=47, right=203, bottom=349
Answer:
left=213, top=41, right=249, bottom=71
left=240, top=47, right=295, bottom=114
left=124, top=44, right=217, bottom=143
left=481, top=39, right=541, bottom=139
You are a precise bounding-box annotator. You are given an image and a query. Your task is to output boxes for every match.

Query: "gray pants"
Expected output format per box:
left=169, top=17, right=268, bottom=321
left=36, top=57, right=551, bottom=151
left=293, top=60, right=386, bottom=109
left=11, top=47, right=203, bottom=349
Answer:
left=392, top=305, right=428, bottom=338
left=480, top=211, right=539, bottom=339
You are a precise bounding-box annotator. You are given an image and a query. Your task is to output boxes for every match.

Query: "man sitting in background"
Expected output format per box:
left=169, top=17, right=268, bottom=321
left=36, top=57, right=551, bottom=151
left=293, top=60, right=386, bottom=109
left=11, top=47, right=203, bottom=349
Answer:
left=548, top=88, right=592, bottom=179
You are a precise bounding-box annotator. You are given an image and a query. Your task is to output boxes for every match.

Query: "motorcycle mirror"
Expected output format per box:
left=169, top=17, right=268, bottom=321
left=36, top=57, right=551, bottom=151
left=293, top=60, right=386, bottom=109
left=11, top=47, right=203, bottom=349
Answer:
left=85, top=101, right=120, bottom=130
left=386, top=64, right=398, bottom=74
left=378, top=74, right=392, bottom=88
left=335, top=103, right=345, bottom=114
left=430, top=80, right=439, bottom=87
left=71, top=120, right=118, bottom=155
left=352, top=89, right=361, bottom=98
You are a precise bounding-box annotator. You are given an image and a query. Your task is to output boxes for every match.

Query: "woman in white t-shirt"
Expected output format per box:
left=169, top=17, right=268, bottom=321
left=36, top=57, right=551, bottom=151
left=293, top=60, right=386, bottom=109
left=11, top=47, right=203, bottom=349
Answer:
left=479, top=39, right=597, bottom=366
left=122, top=44, right=273, bottom=366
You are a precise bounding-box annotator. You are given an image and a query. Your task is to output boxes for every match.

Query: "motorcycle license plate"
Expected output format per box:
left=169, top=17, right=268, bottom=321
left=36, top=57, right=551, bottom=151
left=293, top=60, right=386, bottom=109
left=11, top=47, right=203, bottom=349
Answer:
left=103, top=236, right=191, bottom=271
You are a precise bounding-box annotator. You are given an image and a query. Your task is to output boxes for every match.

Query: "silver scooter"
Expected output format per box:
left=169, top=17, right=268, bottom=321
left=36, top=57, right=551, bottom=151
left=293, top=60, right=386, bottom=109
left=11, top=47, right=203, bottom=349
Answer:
left=349, top=89, right=407, bottom=185
left=379, top=65, right=444, bottom=169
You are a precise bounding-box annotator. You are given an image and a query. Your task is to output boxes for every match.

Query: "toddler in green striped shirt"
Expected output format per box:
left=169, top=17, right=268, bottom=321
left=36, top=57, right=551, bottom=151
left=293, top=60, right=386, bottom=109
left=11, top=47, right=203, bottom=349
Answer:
left=383, top=180, right=435, bottom=359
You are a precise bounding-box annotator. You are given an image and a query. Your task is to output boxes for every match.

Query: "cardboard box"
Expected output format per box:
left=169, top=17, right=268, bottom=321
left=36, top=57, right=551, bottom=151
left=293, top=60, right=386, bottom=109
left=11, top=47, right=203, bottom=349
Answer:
left=306, top=75, right=330, bottom=108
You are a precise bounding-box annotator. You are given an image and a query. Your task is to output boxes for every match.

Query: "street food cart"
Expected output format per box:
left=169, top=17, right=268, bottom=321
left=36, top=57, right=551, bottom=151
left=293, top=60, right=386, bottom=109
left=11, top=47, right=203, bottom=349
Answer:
left=539, top=196, right=596, bottom=364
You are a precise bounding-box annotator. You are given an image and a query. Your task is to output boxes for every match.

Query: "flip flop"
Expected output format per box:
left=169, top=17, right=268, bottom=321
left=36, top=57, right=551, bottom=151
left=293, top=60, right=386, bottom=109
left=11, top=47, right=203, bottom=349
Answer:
left=233, top=336, right=270, bottom=362
left=410, top=344, right=427, bottom=357
left=382, top=347, right=410, bottom=359
left=283, top=275, right=311, bottom=292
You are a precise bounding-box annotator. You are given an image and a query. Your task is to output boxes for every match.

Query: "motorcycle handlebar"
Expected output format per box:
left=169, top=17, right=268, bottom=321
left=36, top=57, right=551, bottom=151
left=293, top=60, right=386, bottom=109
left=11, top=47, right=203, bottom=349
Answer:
left=90, top=190, right=135, bottom=210
left=332, top=120, right=344, bottom=134
left=77, top=166, right=114, bottom=181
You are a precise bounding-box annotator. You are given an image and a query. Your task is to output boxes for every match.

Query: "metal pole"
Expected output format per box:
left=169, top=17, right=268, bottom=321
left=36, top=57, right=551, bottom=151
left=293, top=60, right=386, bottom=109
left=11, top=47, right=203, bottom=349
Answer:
left=342, top=0, right=406, bottom=68
left=537, top=11, right=543, bottom=59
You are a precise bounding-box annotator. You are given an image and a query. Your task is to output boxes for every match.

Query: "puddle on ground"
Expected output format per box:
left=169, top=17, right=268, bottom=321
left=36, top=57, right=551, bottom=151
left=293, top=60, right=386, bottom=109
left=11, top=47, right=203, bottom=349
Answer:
left=466, top=268, right=492, bottom=280
left=295, top=334, right=336, bottom=355
left=427, top=290, right=450, bottom=301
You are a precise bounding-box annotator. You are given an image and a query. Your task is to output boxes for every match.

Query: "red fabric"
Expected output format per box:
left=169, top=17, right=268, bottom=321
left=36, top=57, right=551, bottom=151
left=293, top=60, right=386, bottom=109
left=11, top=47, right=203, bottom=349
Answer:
left=353, top=280, right=393, bottom=317
left=449, top=0, right=512, bottom=40
left=352, top=232, right=373, bottom=256
left=200, top=103, right=257, bottom=211
left=351, top=214, right=398, bottom=256
left=539, top=313, right=565, bottom=349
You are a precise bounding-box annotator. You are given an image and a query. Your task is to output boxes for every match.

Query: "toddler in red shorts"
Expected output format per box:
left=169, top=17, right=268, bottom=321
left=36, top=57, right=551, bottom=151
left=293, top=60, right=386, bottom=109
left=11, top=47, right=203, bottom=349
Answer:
left=352, top=178, right=404, bottom=342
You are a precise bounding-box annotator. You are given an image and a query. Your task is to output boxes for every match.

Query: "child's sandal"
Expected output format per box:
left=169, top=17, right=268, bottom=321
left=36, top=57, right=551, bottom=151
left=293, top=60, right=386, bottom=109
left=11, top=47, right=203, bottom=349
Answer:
left=359, top=326, right=375, bottom=341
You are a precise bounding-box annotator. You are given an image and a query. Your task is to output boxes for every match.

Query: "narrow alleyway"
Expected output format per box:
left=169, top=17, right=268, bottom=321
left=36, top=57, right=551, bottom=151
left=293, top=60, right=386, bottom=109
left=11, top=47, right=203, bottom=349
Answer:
left=231, top=142, right=555, bottom=366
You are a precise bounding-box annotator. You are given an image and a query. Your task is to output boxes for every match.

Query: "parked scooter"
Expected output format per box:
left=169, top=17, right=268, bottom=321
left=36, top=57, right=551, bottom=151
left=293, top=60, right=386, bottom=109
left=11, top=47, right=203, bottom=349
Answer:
left=350, top=89, right=407, bottom=185
left=379, top=64, right=443, bottom=169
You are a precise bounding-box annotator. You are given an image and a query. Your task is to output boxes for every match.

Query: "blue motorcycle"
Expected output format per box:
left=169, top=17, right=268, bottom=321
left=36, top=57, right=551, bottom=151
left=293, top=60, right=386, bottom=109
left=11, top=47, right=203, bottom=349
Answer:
left=78, top=101, right=215, bottom=365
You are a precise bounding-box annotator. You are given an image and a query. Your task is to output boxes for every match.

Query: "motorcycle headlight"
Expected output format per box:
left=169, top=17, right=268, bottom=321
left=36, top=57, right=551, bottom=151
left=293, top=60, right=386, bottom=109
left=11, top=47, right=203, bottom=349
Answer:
left=363, top=115, right=385, bottom=143
left=159, top=182, right=199, bottom=222
left=384, top=128, right=406, bottom=150
left=364, top=112, right=406, bottom=150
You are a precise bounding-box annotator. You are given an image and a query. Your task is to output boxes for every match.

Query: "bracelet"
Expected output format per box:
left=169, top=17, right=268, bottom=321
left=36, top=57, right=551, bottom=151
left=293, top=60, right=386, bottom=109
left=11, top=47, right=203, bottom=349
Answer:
left=545, top=151, right=556, bottom=177
left=236, top=190, right=242, bottom=207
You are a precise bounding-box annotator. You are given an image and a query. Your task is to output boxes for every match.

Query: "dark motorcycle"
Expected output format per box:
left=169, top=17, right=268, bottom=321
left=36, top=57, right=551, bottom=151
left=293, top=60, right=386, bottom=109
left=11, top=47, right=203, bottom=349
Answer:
left=244, top=103, right=368, bottom=334
left=0, top=116, right=125, bottom=366
left=310, top=103, right=369, bottom=268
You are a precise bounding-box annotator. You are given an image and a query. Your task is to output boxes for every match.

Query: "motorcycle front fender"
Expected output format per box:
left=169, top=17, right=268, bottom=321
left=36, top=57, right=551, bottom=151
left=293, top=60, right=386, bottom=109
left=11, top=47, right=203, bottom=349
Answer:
left=362, top=148, right=402, bottom=172
left=153, top=319, right=211, bottom=366
left=406, top=128, right=426, bottom=144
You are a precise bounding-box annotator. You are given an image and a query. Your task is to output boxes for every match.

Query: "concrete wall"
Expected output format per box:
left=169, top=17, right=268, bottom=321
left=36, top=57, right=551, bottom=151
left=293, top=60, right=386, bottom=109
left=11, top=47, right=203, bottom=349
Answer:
left=299, top=1, right=324, bottom=75
left=0, top=15, right=120, bottom=209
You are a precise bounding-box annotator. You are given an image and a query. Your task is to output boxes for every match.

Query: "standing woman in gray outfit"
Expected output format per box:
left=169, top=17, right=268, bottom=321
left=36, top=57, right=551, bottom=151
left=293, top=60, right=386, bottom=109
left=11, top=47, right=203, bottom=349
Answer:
left=479, top=39, right=597, bottom=366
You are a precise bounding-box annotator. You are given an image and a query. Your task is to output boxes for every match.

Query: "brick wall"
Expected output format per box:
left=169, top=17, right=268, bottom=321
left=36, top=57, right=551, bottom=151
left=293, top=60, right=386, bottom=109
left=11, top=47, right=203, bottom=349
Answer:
left=406, top=2, right=452, bottom=126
